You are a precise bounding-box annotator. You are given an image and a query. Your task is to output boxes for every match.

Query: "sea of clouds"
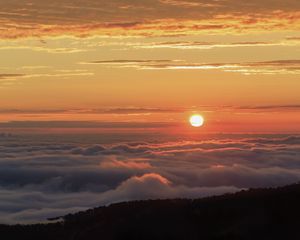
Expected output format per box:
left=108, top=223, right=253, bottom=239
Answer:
left=0, top=133, right=300, bottom=223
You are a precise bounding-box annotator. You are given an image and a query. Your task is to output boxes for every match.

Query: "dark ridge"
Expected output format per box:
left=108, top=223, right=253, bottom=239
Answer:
left=2, top=183, right=300, bottom=240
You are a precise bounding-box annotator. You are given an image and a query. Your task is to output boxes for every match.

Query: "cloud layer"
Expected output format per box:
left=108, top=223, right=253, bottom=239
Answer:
left=0, top=0, right=299, bottom=38
left=0, top=133, right=300, bottom=223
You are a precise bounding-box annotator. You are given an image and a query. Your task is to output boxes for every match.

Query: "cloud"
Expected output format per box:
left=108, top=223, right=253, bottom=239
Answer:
left=0, top=74, right=26, bottom=80
left=236, top=104, right=300, bottom=111
left=100, top=159, right=152, bottom=170
left=82, top=59, right=179, bottom=67
left=141, top=59, right=300, bottom=75
left=0, top=0, right=299, bottom=38
left=286, top=36, right=300, bottom=41
left=20, top=72, right=94, bottom=79
left=0, top=71, right=94, bottom=86
left=0, top=134, right=300, bottom=223
left=134, top=40, right=300, bottom=50
left=0, top=173, right=239, bottom=224
left=0, top=45, right=86, bottom=53
left=81, top=58, right=300, bottom=75
left=98, top=173, right=239, bottom=203
left=85, top=59, right=173, bottom=64
left=0, top=105, right=299, bottom=117
left=82, top=39, right=300, bottom=50
left=0, top=121, right=178, bottom=129
left=0, top=107, right=185, bottom=115
left=159, top=0, right=220, bottom=7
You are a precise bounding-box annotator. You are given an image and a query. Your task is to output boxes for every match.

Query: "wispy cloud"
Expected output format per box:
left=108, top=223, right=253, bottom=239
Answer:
left=236, top=105, right=300, bottom=111
left=0, top=45, right=87, bottom=53
left=0, top=121, right=178, bottom=129
left=0, top=70, right=94, bottom=85
left=159, top=0, right=221, bottom=7
left=0, top=104, right=300, bottom=116
left=285, top=36, right=300, bottom=41
left=85, top=59, right=175, bottom=65
left=0, top=0, right=299, bottom=38
left=134, top=40, right=300, bottom=50
left=83, top=59, right=300, bottom=75
left=0, top=107, right=184, bottom=115
left=0, top=73, right=26, bottom=80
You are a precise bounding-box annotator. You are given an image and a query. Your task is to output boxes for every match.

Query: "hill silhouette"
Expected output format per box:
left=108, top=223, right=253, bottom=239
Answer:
left=2, top=183, right=300, bottom=240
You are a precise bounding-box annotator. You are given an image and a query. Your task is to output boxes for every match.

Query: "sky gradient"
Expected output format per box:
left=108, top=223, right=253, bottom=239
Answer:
left=0, top=0, right=299, bottom=133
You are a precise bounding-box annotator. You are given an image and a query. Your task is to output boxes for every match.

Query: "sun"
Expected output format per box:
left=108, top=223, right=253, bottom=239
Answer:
left=189, top=114, right=204, bottom=127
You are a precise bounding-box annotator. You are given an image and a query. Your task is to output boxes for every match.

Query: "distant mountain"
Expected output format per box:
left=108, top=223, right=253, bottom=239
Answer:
left=2, top=183, right=300, bottom=240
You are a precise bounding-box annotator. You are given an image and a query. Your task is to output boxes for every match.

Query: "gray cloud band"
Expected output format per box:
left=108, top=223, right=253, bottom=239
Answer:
left=0, top=134, right=300, bottom=223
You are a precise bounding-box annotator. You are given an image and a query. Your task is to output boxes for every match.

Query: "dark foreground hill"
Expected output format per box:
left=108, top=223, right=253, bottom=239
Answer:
left=2, top=183, right=300, bottom=240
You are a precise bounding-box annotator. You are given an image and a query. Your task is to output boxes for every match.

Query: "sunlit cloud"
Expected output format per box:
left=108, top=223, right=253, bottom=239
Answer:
left=84, top=58, right=300, bottom=75
left=0, top=121, right=178, bottom=129
left=100, top=158, right=153, bottom=170
left=0, top=45, right=87, bottom=53
left=84, top=59, right=176, bottom=65
left=0, top=70, right=94, bottom=86
left=0, top=0, right=299, bottom=38
left=134, top=40, right=300, bottom=50
left=0, top=104, right=299, bottom=117
left=159, top=0, right=221, bottom=8
left=0, top=107, right=184, bottom=115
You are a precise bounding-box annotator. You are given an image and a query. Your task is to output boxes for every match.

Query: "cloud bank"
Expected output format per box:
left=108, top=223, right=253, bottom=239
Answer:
left=0, top=134, right=300, bottom=223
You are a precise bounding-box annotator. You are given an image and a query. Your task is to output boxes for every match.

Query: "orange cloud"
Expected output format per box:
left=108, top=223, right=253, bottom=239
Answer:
left=0, top=74, right=26, bottom=80
left=100, top=159, right=152, bottom=170
left=129, top=173, right=171, bottom=185
left=0, top=1, right=299, bottom=38
left=159, top=0, right=220, bottom=7
left=84, top=58, right=300, bottom=75
left=134, top=40, right=300, bottom=50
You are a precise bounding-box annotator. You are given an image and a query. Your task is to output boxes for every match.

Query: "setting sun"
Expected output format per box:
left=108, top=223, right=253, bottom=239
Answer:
left=189, top=114, right=204, bottom=127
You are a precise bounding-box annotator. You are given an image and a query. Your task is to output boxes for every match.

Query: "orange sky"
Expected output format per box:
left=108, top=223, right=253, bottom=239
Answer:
left=0, top=0, right=300, bottom=133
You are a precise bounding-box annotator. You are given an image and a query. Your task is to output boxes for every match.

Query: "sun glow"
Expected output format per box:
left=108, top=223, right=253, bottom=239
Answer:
left=189, top=114, right=204, bottom=127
